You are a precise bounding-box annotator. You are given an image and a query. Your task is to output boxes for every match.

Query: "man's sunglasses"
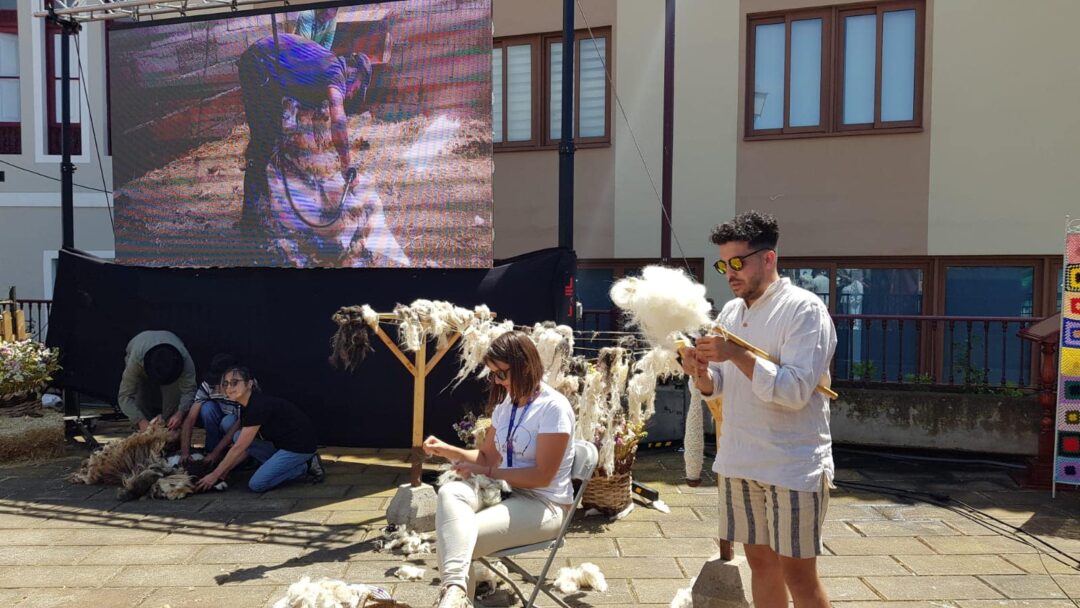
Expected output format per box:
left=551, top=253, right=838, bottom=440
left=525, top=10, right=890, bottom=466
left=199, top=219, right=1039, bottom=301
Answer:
left=222, top=378, right=248, bottom=388
left=713, top=247, right=772, bottom=274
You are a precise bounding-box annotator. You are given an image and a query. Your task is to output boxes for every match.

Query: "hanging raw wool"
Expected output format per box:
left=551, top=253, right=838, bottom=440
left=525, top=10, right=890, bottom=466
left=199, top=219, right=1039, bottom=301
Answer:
left=574, top=364, right=606, bottom=446
left=391, top=299, right=489, bottom=353
left=626, top=347, right=684, bottom=425
left=454, top=317, right=514, bottom=387
left=553, top=355, right=588, bottom=410
left=596, top=415, right=618, bottom=478
left=329, top=304, right=379, bottom=372
left=528, top=322, right=575, bottom=386
left=609, top=265, right=712, bottom=348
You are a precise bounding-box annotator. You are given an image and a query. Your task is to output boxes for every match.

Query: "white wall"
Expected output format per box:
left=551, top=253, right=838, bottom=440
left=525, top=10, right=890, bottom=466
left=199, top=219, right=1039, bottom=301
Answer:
left=673, top=0, right=740, bottom=302
left=1, top=3, right=115, bottom=299
left=928, top=0, right=1080, bottom=255
left=612, top=0, right=664, bottom=259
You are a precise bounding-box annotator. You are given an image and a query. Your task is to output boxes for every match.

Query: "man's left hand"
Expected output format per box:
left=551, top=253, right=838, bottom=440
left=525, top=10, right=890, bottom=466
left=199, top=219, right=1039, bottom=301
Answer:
left=166, top=412, right=183, bottom=431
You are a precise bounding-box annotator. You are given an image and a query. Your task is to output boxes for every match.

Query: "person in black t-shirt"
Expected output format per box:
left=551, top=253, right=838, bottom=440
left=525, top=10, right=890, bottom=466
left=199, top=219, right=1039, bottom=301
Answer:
left=196, top=366, right=324, bottom=493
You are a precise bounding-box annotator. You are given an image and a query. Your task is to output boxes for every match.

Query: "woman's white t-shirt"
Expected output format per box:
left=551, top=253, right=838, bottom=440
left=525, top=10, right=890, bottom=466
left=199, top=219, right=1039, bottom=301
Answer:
left=491, top=382, right=575, bottom=505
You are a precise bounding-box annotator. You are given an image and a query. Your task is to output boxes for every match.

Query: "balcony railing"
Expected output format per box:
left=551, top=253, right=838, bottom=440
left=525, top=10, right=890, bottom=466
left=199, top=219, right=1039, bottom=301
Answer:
left=831, top=314, right=1038, bottom=390
left=8, top=299, right=52, bottom=343
left=581, top=308, right=1041, bottom=391
left=10, top=300, right=1041, bottom=391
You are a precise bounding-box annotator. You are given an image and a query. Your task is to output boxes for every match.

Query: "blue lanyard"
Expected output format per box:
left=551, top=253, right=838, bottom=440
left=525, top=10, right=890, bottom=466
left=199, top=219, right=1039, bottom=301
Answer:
left=505, top=400, right=533, bottom=468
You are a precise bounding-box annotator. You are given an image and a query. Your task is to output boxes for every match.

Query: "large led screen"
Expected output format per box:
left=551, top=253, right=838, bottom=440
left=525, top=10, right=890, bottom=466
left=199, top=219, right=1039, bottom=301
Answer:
left=109, top=0, right=493, bottom=268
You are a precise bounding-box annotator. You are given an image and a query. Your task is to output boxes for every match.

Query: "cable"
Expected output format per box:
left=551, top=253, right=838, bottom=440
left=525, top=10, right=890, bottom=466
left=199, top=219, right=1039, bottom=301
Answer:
left=835, top=478, right=1080, bottom=603
left=574, top=0, right=696, bottom=278
left=73, top=34, right=115, bottom=231
left=834, top=445, right=1027, bottom=470
left=0, top=158, right=111, bottom=193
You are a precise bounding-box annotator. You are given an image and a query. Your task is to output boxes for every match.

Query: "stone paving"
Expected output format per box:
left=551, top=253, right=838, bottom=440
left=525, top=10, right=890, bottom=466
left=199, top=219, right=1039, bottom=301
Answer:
left=1, top=437, right=1080, bottom=607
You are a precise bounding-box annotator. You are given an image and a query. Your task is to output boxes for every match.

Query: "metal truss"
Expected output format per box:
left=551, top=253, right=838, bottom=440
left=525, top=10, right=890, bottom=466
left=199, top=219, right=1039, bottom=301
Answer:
left=33, top=0, right=292, bottom=23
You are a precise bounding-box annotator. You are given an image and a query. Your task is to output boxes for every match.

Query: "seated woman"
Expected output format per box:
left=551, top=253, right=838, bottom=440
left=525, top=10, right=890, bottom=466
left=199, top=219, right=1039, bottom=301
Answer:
left=423, top=331, right=575, bottom=608
left=195, top=366, right=324, bottom=493
left=180, top=353, right=242, bottom=465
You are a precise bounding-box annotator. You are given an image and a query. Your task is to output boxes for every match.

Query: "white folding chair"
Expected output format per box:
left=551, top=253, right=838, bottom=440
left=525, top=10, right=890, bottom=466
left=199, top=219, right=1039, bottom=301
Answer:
left=477, top=440, right=599, bottom=608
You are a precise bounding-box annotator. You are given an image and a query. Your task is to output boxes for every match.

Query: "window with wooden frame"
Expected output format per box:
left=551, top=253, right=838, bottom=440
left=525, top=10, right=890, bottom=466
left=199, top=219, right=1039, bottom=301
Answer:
left=746, top=1, right=924, bottom=139
left=0, top=6, right=20, bottom=154
left=45, top=23, right=82, bottom=156
left=493, top=27, right=611, bottom=151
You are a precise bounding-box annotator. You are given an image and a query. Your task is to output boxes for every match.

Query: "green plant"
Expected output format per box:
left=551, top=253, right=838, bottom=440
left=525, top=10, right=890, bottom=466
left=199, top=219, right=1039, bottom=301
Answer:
left=902, top=372, right=934, bottom=384
left=851, top=360, right=879, bottom=381
left=950, top=336, right=988, bottom=387
left=993, top=382, right=1025, bottom=398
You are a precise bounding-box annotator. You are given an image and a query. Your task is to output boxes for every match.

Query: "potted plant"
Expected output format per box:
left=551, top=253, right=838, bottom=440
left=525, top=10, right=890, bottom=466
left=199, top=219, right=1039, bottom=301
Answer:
left=0, top=340, right=60, bottom=417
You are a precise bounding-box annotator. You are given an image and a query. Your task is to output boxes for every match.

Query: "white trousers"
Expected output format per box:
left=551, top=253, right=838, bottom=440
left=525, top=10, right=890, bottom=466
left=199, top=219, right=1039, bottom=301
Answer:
left=435, top=480, right=565, bottom=591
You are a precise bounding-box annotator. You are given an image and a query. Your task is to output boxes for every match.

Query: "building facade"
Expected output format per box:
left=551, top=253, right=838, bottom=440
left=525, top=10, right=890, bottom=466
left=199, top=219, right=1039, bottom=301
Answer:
left=2, top=0, right=1078, bottom=326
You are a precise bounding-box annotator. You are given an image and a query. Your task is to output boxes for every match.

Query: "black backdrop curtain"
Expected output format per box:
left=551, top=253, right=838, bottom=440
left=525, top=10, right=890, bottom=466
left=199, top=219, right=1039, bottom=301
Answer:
left=47, top=248, right=575, bottom=447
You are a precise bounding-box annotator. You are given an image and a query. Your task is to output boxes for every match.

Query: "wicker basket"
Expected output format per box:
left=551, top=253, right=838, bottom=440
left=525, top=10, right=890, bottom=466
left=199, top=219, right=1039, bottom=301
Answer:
left=581, top=444, right=638, bottom=515
left=0, top=391, right=42, bottom=418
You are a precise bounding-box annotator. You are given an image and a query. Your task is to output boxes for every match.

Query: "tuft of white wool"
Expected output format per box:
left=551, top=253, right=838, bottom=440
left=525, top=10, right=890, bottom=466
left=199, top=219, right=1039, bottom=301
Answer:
left=626, top=372, right=651, bottom=426
left=669, top=577, right=696, bottom=608
left=359, top=304, right=379, bottom=327
left=607, top=355, right=630, bottom=413
left=437, top=466, right=511, bottom=508
left=271, top=576, right=386, bottom=608
left=609, top=265, right=712, bottom=348
left=596, top=416, right=617, bottom=477
left=554, top=563, right=608, bottom=594
left=553, top=374, right=581, bottom=409
left=574, top=367, right=605, bottom=444
left=530, top=323, right=574, bottom=386
left=376, top=525, right=436, bottom=557
left=455, top=319, right=514, bottom=386
left=470, top=559, right=508, bottom=587
left=683, top=382, right=706, bottom=482
left=393, top=564, right=425, bottom=581
left=627, top=347, right=685, bottom=424
left=394, top=299, right=476, bottom=352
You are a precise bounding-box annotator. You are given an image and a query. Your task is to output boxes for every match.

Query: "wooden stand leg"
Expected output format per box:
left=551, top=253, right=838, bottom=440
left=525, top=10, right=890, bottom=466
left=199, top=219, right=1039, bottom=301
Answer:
left=411, top=342, right=427, bottom=487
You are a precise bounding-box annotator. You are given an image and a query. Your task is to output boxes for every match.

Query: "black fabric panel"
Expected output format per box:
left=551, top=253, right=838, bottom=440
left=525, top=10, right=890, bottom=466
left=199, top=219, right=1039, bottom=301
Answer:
left=47, top=248, right=575, bottom=447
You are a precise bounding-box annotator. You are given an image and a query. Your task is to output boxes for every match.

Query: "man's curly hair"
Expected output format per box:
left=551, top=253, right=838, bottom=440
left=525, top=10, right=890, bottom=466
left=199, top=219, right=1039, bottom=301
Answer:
left=709, top=210, right=779, bottom=250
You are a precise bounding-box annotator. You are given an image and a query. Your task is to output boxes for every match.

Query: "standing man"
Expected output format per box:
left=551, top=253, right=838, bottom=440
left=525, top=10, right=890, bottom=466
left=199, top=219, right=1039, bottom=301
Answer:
left=236, top=32, right=373, bottom=239
left=680, top=211, right=836, bottom=608
left=117, top=330, right=198, bottom=432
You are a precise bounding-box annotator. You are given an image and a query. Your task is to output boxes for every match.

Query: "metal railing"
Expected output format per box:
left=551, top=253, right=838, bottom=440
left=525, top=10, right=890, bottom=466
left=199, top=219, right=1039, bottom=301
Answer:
left=831, top=314, right=1038, bottom=390
left=580, top=308, right=1040, bottom=391
left=11, top=299, right=52, bottom=343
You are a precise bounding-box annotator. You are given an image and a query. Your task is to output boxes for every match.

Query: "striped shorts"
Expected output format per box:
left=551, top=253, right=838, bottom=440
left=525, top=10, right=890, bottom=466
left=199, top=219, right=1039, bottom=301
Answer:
left=717, top=475, right=829, bottom=559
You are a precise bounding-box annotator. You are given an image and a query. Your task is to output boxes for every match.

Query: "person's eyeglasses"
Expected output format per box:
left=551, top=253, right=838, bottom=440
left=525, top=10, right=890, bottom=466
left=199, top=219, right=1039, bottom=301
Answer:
left=489, top=367, right=510, bottom=381
left=714, top=248, right=771, bottom=274
left=222, top=378, right=247, bottom=388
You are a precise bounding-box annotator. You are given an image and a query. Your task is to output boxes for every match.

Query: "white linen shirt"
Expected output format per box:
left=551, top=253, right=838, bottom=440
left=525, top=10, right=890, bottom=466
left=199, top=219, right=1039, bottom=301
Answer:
left=709, top=277, right=837, bottom=492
